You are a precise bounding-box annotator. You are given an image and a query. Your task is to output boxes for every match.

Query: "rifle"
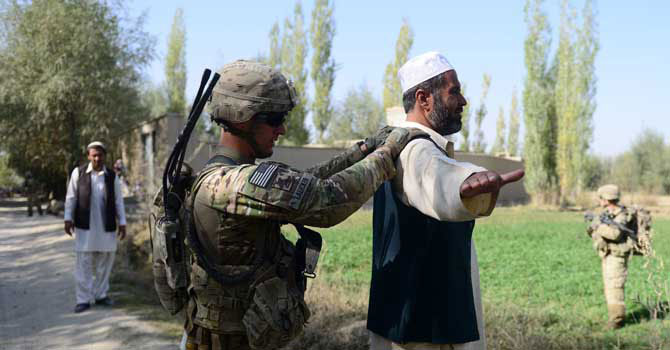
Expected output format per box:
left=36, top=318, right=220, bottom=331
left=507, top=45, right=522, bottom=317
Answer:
left=584, top=211, right=637, bottom=238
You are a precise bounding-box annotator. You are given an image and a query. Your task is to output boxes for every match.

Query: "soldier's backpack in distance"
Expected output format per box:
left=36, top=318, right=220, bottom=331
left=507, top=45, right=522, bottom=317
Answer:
left=631, top=205, right=653, bottom=256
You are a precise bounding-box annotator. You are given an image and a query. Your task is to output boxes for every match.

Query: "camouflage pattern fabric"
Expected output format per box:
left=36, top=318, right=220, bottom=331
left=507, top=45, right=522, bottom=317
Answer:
left=208, top=60, right=296, bottom=124
left=602, top=254, right=628, bottom=306
left=586, top=205, right=637, bottom=328
left=631, top=205, right=653, bottom=256
left=186, top=146, right=397, bottom=347
left=193, top=149, right=395, bottom=228
left=185, top=325, right=252, bottom=350
left=304, top=141, right=368, bottom=179
left=25, top=176, right=43, bottom=216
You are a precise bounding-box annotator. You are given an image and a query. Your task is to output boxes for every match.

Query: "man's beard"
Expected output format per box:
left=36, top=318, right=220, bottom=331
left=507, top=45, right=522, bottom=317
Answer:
left=426, top=95, right=462, bottom=135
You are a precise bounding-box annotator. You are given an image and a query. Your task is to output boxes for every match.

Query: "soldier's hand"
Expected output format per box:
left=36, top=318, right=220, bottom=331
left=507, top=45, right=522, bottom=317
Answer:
left=459, top=169, right=525, bottom=198
left=379, top=127, right=429, bottom=159
left=363, top=126, right=396, bottom=154
left=118, top=225, right=126, bottom=240
left=64, top=220, right=73, bottom=237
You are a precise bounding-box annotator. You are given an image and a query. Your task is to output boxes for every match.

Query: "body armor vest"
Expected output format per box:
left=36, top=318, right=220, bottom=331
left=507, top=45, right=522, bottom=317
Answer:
left=187, top=156, right=309, bottom=339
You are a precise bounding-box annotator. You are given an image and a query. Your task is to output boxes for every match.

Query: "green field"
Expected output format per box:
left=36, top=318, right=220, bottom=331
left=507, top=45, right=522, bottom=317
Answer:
left=287, top=207, right=670, bottom=349
left=113, top=206, right=670, bottom=349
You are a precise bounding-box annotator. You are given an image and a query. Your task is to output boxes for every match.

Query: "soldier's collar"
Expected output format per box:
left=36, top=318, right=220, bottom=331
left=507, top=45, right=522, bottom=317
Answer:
left=210, top=145, right=255, bottom=165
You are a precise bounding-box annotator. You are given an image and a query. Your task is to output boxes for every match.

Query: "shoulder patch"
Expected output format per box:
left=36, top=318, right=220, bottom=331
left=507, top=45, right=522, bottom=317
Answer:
left=249, top=162, right=279, bottom=188
left=289, top=174, right=312, bottom=210
left=272, top=169, right=294, bottom=192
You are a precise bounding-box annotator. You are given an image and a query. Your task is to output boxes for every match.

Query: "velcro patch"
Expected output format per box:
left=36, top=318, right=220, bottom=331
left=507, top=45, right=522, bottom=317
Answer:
left=289, top=174, right=312, bottom=210
left=249, top=162, right=279, bottom=188
left=272, top=169, right=294, bottom=192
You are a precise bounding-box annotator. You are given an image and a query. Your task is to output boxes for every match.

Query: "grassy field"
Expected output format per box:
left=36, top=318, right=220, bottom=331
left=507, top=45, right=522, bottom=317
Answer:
left=112, top=206, right=670, bottom=349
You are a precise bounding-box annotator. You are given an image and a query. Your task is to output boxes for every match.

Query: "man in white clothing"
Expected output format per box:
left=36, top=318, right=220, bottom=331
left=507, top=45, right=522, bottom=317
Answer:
left=367, top=52, right=524, bottom=350
left=64, top=141, right=126, bottom=313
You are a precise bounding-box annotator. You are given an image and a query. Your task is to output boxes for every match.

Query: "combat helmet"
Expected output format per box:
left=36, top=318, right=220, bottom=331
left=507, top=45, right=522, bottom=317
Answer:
left=208, top=60, right=296, bottom=125
left=597, top=184, right=620, bottom=201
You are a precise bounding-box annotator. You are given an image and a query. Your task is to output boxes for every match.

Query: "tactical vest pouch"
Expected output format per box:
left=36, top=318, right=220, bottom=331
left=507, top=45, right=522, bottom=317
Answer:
left=151, top=213, right=189, bottom=314
left=242, top=276, right=310, bottom=349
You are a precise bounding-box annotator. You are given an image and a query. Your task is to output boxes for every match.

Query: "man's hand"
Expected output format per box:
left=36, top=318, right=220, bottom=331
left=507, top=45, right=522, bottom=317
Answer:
left=363, top=126, right=396, bottom=154
left=380, top=127, right=429, bottom=159
left=64, top=220, right=73, bottom=237
left=460, top=169, right=525, bottom=198
left=118, top=225, right=126, bottom=240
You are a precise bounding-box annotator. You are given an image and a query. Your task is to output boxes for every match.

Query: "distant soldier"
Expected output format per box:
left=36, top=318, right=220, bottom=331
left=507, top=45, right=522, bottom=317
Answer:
left=24, top=171, right=43, bottom=217
left=586, top=184, right=638, bottom=329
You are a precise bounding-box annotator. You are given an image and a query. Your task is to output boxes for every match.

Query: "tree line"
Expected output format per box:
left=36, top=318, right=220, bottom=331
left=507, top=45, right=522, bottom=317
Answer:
left=1, top=0, right=668, bottom=202
left=0, top=0, right=154, bottom=198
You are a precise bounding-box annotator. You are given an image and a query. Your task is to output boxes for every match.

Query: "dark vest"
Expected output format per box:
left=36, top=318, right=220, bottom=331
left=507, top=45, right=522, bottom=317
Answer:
left=367, top=181, right=479, bottom=344
left=74, top=164, right=117, bottom=232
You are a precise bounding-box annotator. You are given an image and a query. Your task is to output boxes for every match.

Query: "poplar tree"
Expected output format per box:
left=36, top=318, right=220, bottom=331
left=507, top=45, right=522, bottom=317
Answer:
left=165, top=8, right=186, bottom=114
left=382, top=19, right=413, bottom=109
left=491, top=106, right=506, bottom=155
left=555, top=0, right=579, bottom=204
left=555, top=0, right=598, bottom=204
left=310, top=0, right=336, bottom=143
left=523, top=0, right=558, bottom=203
left=575, top=0, right=599, bottom=190
left=268, top=22, right=281, bottom=70
left=507, top=89, right=520, bottom=156
left=472, top=74, right=491, bottom=153
left=279, top=2, right=309, bottom=145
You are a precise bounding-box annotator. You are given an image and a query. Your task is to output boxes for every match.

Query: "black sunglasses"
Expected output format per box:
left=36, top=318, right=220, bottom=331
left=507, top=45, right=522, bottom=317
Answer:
left=255, top=114, right=286, bottom=128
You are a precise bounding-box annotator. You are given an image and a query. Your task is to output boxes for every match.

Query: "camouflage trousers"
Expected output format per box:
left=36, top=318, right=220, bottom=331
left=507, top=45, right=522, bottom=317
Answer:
left=185, top=324, right=252, bottom=350
left=601, top=253, right=630, bottom=306
left=27, top=193, right=43, bottom=216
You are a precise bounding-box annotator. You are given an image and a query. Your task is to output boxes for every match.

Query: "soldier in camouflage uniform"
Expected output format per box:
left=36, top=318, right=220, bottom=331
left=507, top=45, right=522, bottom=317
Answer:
left=154, top=60, right=424, bottom=350
left=24, top=171, right=43, bottom=217
left=586, top=184, right=638, bottom=329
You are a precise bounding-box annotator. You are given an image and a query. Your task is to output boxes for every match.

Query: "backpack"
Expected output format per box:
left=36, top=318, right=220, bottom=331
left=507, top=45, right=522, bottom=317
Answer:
left=630, top=205, right=653, bottom=256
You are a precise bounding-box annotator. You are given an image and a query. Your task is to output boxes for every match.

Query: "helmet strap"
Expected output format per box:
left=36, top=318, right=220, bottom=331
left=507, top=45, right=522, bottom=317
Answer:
left=218, top=120, right=264, bottom=158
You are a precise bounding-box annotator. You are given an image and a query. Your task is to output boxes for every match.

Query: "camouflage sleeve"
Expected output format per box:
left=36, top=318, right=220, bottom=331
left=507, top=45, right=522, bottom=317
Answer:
left=304, top=142, right=368, bottom=179
left=194, top=148, right=396, bottom=228
left=594, top=217, right=623, bottom=241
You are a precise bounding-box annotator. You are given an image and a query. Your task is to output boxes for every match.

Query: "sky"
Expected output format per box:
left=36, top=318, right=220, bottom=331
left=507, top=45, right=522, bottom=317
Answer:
left=128, top=0, right=669, bottom=157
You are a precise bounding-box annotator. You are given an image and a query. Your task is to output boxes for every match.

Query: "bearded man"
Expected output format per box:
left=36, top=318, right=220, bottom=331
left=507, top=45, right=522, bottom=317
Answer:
left=367, top=51, right=525, bottom=350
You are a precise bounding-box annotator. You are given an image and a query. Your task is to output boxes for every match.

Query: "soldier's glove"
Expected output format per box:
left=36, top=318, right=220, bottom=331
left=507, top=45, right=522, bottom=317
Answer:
left=363, top=126, right=396, bottom=154
left=380, top=127, right=429, bottom=159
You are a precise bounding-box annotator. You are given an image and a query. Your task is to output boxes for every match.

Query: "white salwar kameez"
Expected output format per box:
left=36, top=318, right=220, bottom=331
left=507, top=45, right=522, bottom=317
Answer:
left=64, top=163, right=126, bottom=304
left=370, top=121, right=495, bottom=350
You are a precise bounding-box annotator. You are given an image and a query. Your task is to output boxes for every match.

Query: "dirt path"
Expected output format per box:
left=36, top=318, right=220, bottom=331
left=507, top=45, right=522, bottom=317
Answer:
left=0, top=198, right=179, bottom=350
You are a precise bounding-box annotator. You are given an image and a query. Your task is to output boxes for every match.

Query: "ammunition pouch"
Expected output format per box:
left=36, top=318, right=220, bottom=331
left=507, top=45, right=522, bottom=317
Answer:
left=242, top=276, right=310, bottom=349
left=242, top=236, right=311, bottom=349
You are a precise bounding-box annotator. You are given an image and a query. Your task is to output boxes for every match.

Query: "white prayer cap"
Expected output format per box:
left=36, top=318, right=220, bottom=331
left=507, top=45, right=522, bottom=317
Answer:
left=398, top=51, right=454, bottom=94
left=87, top=141, right=106, bottom=152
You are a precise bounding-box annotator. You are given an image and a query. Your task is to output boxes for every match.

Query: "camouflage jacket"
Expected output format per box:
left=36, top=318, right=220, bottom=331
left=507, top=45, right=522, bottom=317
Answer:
left=185, top=143, right=393, bottom=332
left=587, top=205, right=637, bottom=257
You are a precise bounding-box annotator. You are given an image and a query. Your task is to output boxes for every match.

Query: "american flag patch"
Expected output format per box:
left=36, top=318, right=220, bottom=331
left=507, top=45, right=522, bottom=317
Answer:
left=249, top=162, right=279, bottom=188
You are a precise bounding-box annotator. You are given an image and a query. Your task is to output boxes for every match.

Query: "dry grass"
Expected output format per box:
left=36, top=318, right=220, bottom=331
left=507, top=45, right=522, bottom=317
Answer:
left=110, top=206, right=670, bottom=349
